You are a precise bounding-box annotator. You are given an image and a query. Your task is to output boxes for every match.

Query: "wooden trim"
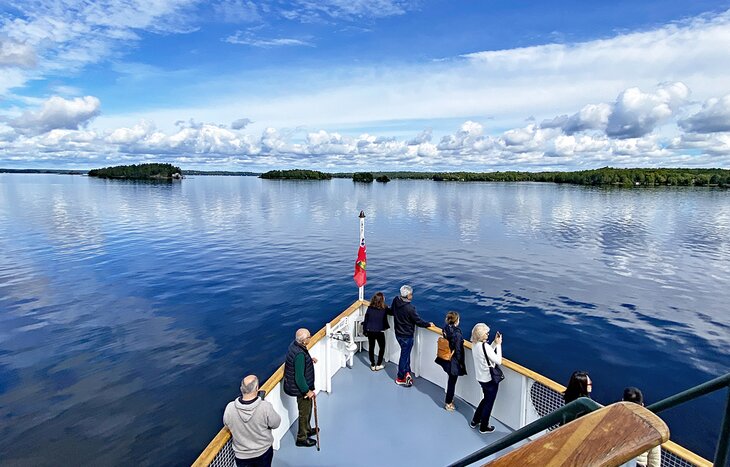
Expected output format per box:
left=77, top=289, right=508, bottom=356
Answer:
left=191, top=426, right=231, bottom=467
left=191, top=300, right=365, bottom=466
left=661, top=440, right=712, bottom=466
left=425, top=325, right=566, bottom=393
left=483, top=402, right=669, bottom=467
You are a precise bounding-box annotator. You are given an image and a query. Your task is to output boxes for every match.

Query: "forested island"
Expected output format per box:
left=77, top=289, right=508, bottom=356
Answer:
left=88, top=163, right=182, bottom=180
left=260, top=169, right=332, bottom=180
left=331, top=168, right=730, bottom=187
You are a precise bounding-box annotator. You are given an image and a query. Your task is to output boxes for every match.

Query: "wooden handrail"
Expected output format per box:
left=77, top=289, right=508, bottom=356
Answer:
left=191, top=300, right=366, bottom=466
left=483, top=402, right=669, bottom=467
left=425, top=325, right=566, bottom=393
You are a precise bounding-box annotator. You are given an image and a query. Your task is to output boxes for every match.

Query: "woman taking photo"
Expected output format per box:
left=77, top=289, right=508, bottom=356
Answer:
left=362, top=292, right=390, bottom=371
left=470, top=323, right=503, bottom=433
left=435, top=311, right=467, bottom=411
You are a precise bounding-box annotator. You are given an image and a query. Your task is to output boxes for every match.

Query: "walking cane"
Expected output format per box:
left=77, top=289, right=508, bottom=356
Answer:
left=313, top=394, right=321, bottom=451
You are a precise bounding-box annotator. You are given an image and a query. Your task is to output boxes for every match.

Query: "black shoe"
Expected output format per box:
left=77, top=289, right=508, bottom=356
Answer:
left=296, top=438, right=317, bottom=447
left=479, top=425, right=496, bottom=433
left=307, top=427, right=319, bottom=436
left=469, top=421, right=478, bottom=429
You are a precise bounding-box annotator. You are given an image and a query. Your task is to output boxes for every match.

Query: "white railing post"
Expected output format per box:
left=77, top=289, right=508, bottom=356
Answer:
left=325, top=323, right=332, bottom=393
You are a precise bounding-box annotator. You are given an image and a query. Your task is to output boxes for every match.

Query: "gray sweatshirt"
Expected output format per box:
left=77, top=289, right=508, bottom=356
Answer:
left=223, top=397, right=282, bottom=459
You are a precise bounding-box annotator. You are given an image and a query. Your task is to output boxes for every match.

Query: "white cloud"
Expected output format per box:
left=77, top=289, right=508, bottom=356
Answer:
left=0, top=38, right=36, bottom=67
left=0, top=0, right=199, bottom=95
left=541, top=103, right=611, bottom=134
left=225, top=31, right=314, bottom=48
left=606, top=82, right=690, bottom=138
left=7, top=96, right=101, bottom=136
left=679, top=94, right=730, bottom=133
left=231, top=118, right=253, bottom=130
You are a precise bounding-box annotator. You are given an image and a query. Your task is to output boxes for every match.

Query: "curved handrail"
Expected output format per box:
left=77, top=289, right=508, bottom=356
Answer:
left=447, top=397, right=603, bottom=467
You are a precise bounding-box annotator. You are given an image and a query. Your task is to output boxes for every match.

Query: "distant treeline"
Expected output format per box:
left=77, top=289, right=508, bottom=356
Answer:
left=334, top=168, right=730, bottom=187
left=260, top=169, right=332, bottom=180
left=0, top=168, right=86, bottom=174
left=184, top=170, right=260, bottom=176
left=88, top=163, right=182, bottom=180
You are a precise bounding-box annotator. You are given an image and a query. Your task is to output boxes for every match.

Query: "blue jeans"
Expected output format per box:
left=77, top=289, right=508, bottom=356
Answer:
left=396, top=336, right=414, bottom=379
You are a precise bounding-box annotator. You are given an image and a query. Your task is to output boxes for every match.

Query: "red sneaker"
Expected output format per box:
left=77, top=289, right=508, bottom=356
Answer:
left=395, top=377, right=408, bottom=386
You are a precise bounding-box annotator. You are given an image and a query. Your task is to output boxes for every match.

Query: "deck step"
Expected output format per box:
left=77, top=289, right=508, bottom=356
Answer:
left=483, top=402, right=669, bottom=467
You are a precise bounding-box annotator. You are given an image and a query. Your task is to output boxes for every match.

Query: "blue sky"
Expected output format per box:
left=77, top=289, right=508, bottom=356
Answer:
left=1, top=0, right=730, bottom=170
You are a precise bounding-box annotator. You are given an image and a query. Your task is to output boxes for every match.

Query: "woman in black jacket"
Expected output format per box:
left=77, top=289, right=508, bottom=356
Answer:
left=435, top=311, right=467, bottom=411
left=362, top=292, right=390, bottom=371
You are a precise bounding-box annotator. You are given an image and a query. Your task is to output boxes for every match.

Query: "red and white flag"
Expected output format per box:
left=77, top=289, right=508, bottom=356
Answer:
left=353, top=243, right=367, bottom=287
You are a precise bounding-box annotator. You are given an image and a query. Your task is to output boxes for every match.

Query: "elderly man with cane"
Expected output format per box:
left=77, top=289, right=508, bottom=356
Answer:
left=283, top=328, right=320, bottom=448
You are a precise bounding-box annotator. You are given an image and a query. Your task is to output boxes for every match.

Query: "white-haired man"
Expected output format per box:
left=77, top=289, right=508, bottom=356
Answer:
left=283, top=328, right=319, bottom=447
left=223, top=375, right=281, bottom=467
left=391, top=285, right=434, bottom=386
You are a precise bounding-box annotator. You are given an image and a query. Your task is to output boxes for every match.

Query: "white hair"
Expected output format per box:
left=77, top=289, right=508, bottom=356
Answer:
left=295, top=328, right=310, bottom=344
left=400, top=285, right=413, bottom=298
left=471, top=323, right=490, bottom=343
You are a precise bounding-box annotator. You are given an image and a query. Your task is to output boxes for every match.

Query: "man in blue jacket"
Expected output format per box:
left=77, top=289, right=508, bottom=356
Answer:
left=283, top=328, right=318, bottom=447
left=391, top=285, right=434, bottom=386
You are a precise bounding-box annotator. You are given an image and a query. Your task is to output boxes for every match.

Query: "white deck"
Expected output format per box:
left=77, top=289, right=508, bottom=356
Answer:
left=273, top=353, right=517, bottom=467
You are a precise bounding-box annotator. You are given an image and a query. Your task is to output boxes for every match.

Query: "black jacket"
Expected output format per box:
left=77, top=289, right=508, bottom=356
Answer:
left=435, top=324, right=467, bottom=376
left=363, top=305, right=390, bottom=333
left=390, top=296, right=430, bottom=337
left=283, top=340, right=315, bottom=397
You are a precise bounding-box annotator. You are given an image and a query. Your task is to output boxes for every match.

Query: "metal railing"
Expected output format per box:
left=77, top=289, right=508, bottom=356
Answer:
left=448, top=373, right=730, bottom=467
left=447, top=397, right=602, bottom=467
left=646, top=373, right=730, bottom=467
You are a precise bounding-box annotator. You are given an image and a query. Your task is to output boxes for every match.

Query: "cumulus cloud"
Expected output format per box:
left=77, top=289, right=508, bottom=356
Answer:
left=7, top=96, right=101, bottom=136
left=0, top=38, right=36, bottom=68
left=541, top=103, right=611, bottom=134
left=606, top=82, right=690, bottom=138
left=679, top=95, right=730, bottom=133
left=231, top=118, right=253, bottom=130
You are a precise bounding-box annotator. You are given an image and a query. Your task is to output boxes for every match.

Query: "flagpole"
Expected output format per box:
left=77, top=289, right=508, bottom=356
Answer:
left=358, top=210, right=365, bottom=301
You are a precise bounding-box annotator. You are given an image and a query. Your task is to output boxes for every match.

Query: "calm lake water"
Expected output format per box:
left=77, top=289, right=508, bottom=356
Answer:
left=0, top=174, right=728, bottom=465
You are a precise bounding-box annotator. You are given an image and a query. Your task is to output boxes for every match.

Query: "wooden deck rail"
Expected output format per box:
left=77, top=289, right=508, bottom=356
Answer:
left=483, top=402, right=669, bottom=467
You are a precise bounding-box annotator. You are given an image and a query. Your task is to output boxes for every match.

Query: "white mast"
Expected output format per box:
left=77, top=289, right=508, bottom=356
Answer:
left=358, top=210, right=365, bottom=301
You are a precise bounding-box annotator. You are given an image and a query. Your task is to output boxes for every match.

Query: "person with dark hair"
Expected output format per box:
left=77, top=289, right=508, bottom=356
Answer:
left=391, top=285, right=434, bottom=386
left=362, top=291, right=390, bottom=371
left=223, top=375, right=281, bottom=467
left=563, top=371, right=592, bottom=404
left=435, top=311, right=467, bottom=411
left=283, top=328, right=318, bottom=447
left=623, top=387, right=661, bottom=467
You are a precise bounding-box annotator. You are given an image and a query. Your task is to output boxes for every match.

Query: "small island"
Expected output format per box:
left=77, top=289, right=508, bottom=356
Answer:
left=260, top=169, right=332, bottom=180
left=376, top=175, right=390, bottom=183
left=88, top=163, right=182, bottom=180
left=353, top=172, right=374, bottom=183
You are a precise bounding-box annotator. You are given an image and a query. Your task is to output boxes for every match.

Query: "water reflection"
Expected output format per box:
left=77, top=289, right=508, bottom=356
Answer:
left=0, top=174, right=728, bottom=464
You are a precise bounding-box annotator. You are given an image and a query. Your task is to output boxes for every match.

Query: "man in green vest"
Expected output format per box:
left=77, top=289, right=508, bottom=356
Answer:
left=283, top=328, right=318, bottom=447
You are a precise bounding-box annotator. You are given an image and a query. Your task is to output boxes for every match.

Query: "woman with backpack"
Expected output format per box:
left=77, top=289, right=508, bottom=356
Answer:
left=435, top=311, right=467, bottom=411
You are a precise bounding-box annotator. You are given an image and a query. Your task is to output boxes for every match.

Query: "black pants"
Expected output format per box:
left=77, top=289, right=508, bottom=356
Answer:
left=235, top=446, right=274, bottom=467
left=472, top=380, right=499, bottom=430
left=367, top=331, right=386, bottom=366
left=445, top=374, right=458, bottom=404
left=296, top=395, right=313, bottom=442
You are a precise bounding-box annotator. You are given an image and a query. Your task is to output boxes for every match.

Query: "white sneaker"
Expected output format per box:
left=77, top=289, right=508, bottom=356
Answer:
left=370, top=365, right=376, bottom=371
left=375, top=365, right=385, bottom=371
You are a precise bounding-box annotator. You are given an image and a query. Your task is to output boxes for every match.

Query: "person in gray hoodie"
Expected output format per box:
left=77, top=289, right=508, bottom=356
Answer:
left=223, top=375, right=282, bottom=467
